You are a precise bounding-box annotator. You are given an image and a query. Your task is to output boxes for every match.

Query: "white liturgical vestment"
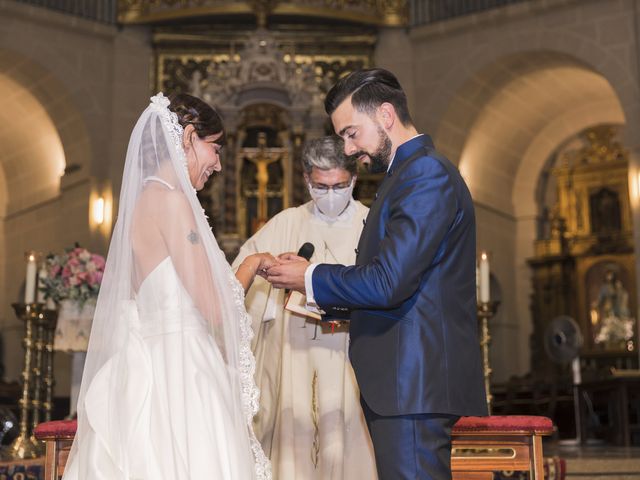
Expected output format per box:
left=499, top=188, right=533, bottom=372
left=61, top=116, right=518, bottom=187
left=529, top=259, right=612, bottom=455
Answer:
left=233, top=199, right=377, bottom=480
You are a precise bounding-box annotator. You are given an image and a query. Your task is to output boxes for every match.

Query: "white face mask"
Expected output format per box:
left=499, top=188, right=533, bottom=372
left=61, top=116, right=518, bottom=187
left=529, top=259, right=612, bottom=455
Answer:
left=308, top=179, right=355, bottom=219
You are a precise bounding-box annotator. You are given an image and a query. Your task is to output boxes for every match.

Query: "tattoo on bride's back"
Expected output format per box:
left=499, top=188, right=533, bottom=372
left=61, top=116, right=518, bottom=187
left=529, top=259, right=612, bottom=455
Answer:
left=187, top=230, right=199, bottom=244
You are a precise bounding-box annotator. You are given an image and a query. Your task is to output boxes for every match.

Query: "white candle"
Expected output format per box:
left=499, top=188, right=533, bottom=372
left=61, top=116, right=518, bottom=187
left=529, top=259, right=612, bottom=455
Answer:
left=479, top=251, right=490, bottom=303
left=37, top=265, right=47, bottom=303
left=24, top=252, right=37, bottom=304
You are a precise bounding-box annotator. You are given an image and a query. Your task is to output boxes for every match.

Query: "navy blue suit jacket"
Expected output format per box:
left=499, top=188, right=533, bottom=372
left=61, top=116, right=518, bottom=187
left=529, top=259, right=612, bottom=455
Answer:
left=312, top=135, right=487, bottom=417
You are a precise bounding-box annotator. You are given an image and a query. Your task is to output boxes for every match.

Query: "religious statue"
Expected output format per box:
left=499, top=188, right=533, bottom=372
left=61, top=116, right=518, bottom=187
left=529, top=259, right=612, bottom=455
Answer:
left=591, top=267, right=634, bottom=348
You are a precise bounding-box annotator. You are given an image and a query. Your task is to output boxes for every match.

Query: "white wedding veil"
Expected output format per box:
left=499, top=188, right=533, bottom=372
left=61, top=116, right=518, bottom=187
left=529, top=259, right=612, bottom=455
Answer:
left=63, top=93, right=270, bottom=479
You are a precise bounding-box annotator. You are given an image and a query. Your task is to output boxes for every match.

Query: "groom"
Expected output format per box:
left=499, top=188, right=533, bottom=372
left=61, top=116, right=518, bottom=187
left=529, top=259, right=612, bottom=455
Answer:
left=266, top=68, right=487, bottom=479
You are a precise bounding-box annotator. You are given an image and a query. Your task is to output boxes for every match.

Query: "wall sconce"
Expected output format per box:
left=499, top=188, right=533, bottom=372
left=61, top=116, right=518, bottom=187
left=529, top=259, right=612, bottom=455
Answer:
left=92, top=197, right=105, bottom=225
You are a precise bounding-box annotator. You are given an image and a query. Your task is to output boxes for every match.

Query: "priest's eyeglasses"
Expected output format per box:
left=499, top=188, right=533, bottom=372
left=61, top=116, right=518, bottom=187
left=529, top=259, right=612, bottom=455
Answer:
left=308, top=178, right=354, bottom=196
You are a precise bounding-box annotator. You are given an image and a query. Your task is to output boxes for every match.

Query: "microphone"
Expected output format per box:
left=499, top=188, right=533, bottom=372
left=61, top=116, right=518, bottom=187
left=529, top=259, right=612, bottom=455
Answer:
left=284, top=242, right=314, bottom=295
left=297, top=242, right=315, bottom=261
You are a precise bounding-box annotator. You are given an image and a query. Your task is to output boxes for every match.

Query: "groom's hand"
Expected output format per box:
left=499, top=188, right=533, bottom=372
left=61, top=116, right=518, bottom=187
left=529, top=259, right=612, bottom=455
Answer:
left=265, top=253, right=309, bottom=293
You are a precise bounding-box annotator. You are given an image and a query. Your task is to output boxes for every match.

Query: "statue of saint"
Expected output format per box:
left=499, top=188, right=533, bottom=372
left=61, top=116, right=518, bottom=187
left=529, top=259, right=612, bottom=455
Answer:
left=591, top=267, right=634, bottom=346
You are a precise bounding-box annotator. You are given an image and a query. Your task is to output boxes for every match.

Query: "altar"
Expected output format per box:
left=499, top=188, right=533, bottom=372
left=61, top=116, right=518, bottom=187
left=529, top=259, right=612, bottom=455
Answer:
left=578, top=372, right=640, bottom=446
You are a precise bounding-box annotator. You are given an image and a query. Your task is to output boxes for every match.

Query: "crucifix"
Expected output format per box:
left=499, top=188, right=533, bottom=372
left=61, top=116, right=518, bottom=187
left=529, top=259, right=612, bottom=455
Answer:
left=241, top=132, right=287, bottom=233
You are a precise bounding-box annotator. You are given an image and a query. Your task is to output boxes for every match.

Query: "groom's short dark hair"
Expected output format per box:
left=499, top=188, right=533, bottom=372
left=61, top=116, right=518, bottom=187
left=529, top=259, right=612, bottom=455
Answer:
left=324, top=68, right=413, bottom=127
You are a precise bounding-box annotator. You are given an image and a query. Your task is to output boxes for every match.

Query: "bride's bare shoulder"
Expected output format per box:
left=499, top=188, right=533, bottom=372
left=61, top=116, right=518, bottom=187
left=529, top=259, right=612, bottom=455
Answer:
left=132, top=190, right=190, bottom=235
left=139, top=183, right=189, bottom=209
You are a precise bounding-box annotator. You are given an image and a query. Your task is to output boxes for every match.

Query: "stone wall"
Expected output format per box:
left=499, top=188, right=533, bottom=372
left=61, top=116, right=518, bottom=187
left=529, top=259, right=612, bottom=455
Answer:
left=0, top=0, right=151, bottom=393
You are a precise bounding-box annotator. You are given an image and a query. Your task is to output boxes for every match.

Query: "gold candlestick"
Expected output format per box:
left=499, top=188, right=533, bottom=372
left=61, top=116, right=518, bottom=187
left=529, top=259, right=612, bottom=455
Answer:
left=41, top=308, right=58, bottom=422
left=10, top=303, right=44, bottom=458
left=31, top=311, right=45, bottom=433
left=477, top=301, right=499, bottom=415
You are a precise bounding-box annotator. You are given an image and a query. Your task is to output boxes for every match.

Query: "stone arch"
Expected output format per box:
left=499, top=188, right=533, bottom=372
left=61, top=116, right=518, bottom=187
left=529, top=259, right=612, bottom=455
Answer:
left=0, top=73, right=65, bottom=215
left=0, top=47, right=92, bottom=215
left=423, top=25, right=638, bottom=144
left=439, top=51, right=625, bottom=214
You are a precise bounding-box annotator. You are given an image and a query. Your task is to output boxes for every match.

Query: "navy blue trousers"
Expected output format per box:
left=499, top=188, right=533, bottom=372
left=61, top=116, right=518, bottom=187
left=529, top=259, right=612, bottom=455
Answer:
left=360, top=397, right=459, bottom=480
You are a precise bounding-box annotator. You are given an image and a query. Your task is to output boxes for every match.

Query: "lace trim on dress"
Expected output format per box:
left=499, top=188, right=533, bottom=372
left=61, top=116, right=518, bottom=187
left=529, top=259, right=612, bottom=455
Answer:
left=228, top=268, right=272, bottom=480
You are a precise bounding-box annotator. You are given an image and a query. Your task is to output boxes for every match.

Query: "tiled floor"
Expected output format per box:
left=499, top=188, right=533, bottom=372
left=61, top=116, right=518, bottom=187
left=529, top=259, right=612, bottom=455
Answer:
left=546, top=441, right=640, bottom=479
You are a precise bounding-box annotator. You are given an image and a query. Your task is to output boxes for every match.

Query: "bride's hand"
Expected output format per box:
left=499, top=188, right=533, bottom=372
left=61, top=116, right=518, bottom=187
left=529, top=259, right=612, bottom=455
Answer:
left=254, top=253, right=278, bottom=278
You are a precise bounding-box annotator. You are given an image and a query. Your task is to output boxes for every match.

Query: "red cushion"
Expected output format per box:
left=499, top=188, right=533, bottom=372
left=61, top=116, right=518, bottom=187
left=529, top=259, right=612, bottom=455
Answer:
left=34, top=420, right=77, bottom=440
left=33, top=416, right=553, bottom=438
left=453, top=415, right=554, bottom=435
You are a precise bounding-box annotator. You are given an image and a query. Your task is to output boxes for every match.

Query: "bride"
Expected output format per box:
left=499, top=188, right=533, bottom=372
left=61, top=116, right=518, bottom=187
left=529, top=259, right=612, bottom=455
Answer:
left=63, top=93, right=273, bottom=479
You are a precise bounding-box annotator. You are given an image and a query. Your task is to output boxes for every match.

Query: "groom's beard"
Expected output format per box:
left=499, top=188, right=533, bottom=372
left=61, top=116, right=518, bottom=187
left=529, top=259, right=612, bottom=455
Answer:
left=356, top=127, right=392, bottom=174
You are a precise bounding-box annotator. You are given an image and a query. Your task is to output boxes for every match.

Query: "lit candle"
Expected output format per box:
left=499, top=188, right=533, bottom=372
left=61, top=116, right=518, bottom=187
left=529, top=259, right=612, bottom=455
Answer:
left=24, top=252, right=37, bottom=304
left=479, top=251, right=490, bottom=303
left=37, top=265, right=47, bottom=304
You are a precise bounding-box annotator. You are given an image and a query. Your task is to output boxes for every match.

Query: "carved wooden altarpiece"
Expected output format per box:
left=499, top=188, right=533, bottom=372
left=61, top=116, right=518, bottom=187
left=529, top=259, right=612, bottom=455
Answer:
left=529, top=126, right=637, bottom=377
left=139, top=7, right=387, bottom=257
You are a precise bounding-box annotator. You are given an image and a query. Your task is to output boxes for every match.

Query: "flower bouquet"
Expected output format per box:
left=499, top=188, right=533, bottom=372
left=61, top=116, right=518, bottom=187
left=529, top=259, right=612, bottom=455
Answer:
left=594, top=314, right=634, bottom=350
left=40, top=246, right=105, bottom=306
left=40, top=245, right=105, bottom=352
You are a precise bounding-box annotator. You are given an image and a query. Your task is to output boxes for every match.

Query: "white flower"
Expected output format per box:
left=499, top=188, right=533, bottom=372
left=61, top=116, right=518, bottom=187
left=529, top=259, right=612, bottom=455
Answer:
left=595, top=315, right=634, bottom=344
left=150, top=92, right=170, bottom=110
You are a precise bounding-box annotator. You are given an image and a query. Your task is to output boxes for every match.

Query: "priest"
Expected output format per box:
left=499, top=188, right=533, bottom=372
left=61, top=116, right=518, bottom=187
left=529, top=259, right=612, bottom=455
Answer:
left=232, top=136, right=376, bottom=480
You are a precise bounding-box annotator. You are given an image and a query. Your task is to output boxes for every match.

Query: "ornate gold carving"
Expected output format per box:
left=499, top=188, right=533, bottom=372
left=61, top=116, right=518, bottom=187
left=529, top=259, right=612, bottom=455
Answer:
left=556, top=125, right=628, bottom=168
left=529, top=125, right=635, bottom=366
left=536, top=125, right=632, bottom=257
left=156, top=50, right=368, bottom=110
left=154, top=28, right=372, bottom=246
left=119, top=0, right=408, bottom=26
left=118, top=1, right=252, bottom=23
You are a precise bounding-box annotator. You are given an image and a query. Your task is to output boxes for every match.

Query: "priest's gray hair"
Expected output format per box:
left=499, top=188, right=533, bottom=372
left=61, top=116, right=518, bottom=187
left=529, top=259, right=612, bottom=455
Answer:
left=301, top=136, right=357, bottom=175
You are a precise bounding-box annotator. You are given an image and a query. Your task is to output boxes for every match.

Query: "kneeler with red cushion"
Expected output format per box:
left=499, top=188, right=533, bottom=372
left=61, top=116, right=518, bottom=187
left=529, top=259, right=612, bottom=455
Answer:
left=451, top=415, right=555, bottom=480
left=34, top=419, right=77, bottom=480
left=34, top=415, right=555, bottom=480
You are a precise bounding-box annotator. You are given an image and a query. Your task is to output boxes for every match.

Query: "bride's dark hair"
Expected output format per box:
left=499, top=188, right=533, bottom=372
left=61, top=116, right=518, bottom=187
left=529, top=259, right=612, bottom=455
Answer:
left=169, top=93, right=226, bottom=146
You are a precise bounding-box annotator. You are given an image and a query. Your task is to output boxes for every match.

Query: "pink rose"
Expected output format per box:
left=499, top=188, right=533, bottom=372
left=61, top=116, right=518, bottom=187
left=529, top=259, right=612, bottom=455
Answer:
left=91, top=254, right=105, bottom=270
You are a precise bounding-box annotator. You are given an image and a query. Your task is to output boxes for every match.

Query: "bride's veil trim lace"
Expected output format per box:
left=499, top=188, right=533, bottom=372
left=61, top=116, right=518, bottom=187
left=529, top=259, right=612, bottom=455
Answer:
left=63, top=92, right=271, bottom=480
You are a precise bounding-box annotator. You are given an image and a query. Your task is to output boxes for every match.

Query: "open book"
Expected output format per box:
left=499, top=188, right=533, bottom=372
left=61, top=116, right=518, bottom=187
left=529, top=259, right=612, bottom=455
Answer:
left=284, top=290, right=322, bottom=320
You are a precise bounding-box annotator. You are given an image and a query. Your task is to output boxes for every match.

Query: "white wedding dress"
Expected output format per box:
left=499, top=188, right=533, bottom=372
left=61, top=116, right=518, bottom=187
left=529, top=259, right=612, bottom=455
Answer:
left=64, top=256, right=255, bottom=479
left=64, top=94, right=270, bottom=480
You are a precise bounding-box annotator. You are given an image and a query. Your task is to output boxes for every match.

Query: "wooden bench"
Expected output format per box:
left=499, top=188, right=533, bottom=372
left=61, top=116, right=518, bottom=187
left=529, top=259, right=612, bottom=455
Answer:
left=35, top=415, right=553, bottom=479
left=452, top=415, right=554, bottom=480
